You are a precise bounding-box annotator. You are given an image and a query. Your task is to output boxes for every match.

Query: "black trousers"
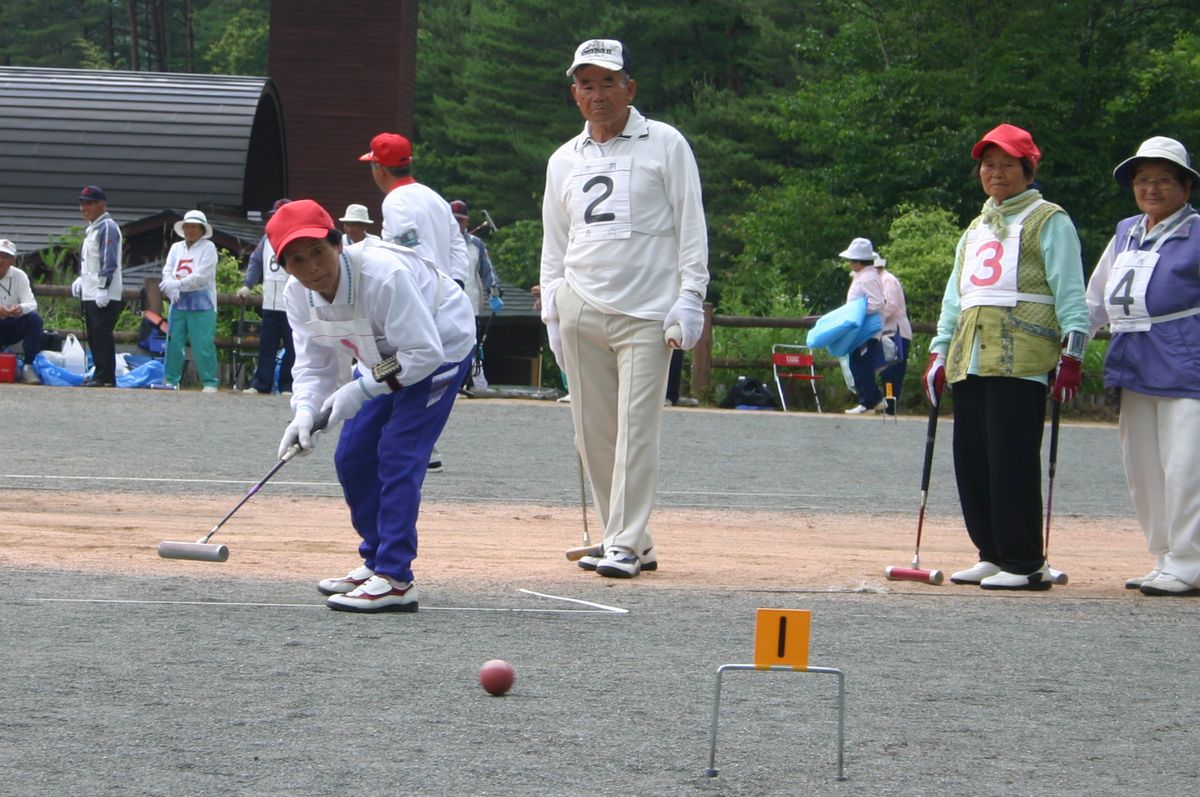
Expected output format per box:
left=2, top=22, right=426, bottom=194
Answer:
left=951, top=375, right=1047, bottom=574
left=83, top=299, right=124, bottom=383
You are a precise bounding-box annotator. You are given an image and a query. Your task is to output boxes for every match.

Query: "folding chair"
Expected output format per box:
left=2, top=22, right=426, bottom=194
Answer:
left=230, top=308, right=261, bottom=390
left=771, top=344, right=823, bottom=413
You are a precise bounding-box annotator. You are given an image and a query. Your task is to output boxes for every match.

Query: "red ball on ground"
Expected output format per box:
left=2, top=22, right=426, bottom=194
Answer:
left=479, top=659, right=515, bottom=696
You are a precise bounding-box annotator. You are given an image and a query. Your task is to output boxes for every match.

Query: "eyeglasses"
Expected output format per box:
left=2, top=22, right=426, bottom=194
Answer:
left=1132, top=176, right=1179, bottom=190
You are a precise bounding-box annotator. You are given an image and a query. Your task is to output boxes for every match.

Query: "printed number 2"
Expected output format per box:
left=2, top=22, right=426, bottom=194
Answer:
left=1108, top=269, right=1136, bottom=316
left=582, top=175, right=615, bottom=223
left=970, top=241, right=1004, bottom=286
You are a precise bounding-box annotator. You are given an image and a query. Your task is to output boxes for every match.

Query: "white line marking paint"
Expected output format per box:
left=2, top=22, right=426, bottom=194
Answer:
left=517, top=588, right=629, bottom=614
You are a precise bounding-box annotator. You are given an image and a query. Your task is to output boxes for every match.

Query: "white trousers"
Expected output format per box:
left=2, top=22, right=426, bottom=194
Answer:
left=1119, top=391, right=1200, bottom=586
left=557, top=283, right=672, bottom=556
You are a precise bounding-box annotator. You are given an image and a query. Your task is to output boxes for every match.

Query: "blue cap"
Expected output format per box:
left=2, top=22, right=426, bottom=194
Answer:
left=79, top=185, right=107, bottom=202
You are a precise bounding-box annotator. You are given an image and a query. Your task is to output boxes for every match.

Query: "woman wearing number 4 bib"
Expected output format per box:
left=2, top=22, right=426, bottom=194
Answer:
left=540, top=39, right=709, bottom=578
left=924, top=123, right=1089, bottom=590
left=1085, top=137, right=1200, bottom=597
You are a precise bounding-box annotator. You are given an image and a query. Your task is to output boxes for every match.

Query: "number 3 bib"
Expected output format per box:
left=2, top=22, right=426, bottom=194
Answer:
left=959, top=201, right=1044, bottom=310
left=571, top=157, right=633, bottom=242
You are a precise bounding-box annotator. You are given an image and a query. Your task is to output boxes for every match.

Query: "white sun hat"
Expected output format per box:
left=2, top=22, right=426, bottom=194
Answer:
left=339, top=204, right=374, bottom=224
left=1113, top=136, right=1200, bottom=189
left=174, top=209, right=213, bottom=239
left=838, top=237, right=878, bottom=262
left=0, top=239, right=16, bottom=256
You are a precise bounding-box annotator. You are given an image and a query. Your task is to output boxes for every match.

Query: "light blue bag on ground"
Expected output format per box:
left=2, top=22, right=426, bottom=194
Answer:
left=117, top=359, right=165, bottom=388
left=32, top=351, right=85, bottom=386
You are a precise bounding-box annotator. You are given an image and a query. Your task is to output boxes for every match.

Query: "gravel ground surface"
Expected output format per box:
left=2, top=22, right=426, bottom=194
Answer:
left=2, top=385, right=1195, bottom=797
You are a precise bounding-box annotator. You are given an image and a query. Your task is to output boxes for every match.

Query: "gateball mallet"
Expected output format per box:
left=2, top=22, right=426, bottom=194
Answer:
left=885, top=400, right=946, bottom=585
left=1044, top=399, right=1069, bottom=585
left=157, top=407, right=331, bottom=562
left=564, top=447, right=602, bottom=561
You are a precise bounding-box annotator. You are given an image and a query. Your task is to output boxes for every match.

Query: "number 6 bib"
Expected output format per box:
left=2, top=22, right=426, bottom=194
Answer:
left=570, top=157, right=633, bottom=242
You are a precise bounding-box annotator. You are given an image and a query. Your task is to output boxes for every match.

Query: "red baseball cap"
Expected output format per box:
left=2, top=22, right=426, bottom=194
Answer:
left=971, top=123, right=1041, bottom=168
left=265, top=199, right=337, bottom=259
left=358, top=132, right=413, bottom=167
left=449, top=199, right=469, bottom=219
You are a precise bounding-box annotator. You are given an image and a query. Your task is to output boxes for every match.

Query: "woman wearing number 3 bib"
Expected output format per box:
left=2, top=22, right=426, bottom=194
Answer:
left=1085, top=137, right=1200, bottom=597
left=924, top=123, right=1089, bottom=590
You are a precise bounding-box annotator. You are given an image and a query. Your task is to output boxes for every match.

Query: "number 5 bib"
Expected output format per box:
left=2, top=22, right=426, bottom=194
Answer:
left=570, top=157, right=633, bottom=242
left=959, top=201, right=1045, bottom=310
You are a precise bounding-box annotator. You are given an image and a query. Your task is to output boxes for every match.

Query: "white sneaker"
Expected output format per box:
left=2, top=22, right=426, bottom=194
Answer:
left=873, top=400, right=889, bottom=413
left=202, top=386, right=218, bottom=393
left=1139, top=573, right=1200, bottom=596
left=1125, top=569, right=1161, bottom=590
left=326, top=575, right=418, bottom=612
left=579, top=547, right=657, bottom=573
left=949, top=561, right=1002, bottom=584
left=557, top=393, right=571, bottom=403
left=844, top=404, right=870, bottom=415
left=243, top=387, right=261, bottom=395
left=21, top=365, right=40, bottom=384
left=317, top=564, right=375, bottom=596
left=980, top=563, right=1053, bottom=591
left=595, top=547, right=641, bottom=578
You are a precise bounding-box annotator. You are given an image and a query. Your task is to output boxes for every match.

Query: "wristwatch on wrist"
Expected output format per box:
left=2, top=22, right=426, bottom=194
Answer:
left=371, top=355, right=403, bottom=392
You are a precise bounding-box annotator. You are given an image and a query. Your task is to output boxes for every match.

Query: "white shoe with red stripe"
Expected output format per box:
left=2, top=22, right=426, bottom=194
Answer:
left=317, top=564, right=375, bottom=596
left=326, top=575, right=419, bottom=613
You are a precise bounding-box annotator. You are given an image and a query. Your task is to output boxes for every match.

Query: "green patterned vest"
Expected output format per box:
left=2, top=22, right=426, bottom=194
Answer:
left=945, top=202, right=1063, bottom=382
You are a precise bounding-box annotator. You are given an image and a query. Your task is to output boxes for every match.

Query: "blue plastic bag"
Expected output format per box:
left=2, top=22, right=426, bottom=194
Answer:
left=32, top=351, right=85, bottom=386
left=117, top=359, right=165, bottom=388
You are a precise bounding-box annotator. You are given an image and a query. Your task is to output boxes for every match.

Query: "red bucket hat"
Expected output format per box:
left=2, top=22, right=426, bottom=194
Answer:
left=265, top=199, right=337, bottom=259
left=971, top=123, right=1041, bottom=169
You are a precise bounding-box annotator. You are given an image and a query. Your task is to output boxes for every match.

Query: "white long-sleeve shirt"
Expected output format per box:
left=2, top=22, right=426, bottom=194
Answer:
left=0, top=265, right=37, bottom=315
left=284, top=239, right=475, bottom=414
left=540, top=106, right=709, bottom=320
left=847, top=266, right=885, bottom=315
left=162, top=238, right=219, bottom=311
left=380, top=179, right=470, bottom=286
left=879, top=269, right=913, bottom=339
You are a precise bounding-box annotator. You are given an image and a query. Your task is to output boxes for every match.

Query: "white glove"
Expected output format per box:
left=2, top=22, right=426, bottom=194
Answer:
left=540, top=277, right=564, bottom=322
left=236, top=285, right=253, bottom=302
left=278, top=406, right=318, bottom=460
left=663, top=291, right=705, bottom=350
left=320, top=377, right=390, bottom=430
left=93, top=288, right=110, bottom=308
left=160, top=279, right=182, bottom=303
left=546, top=319, right=563, bottom=369
left=71, top=277, right=83, bottom=299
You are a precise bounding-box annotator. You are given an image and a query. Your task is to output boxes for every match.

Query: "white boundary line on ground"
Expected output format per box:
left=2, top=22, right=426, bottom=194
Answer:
left=26, top=589, right=629, bottom=615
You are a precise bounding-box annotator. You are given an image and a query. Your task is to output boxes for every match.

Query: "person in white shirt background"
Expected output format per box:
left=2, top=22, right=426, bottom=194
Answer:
left=160, top=209, right=220, bottom=391
left=0, top=238, right=44, bottom=384
left=339, top=203, right=380, bottom=246
left=875, top=255, right=913, bottom=415
left=540, top=38, right=709, bottom=578
left=839, top=237, right=886, bottom=415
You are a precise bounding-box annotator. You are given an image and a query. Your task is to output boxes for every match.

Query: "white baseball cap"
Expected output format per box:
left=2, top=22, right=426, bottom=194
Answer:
left=0, top=239, right=16, bottom=256
left=874, top=256, right=887, bottom=268
left=174, top=209, right=213, bottom=239
left=1113, top=136, right=1200, bottom=188
left=838, top=237, right=878, bottom=262
left=567, top=39, right=627, bottom=76
left=339, top=204, right=374, bottom=224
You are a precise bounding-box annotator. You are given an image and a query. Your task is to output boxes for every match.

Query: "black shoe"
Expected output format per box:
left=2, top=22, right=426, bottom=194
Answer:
left=83, top=380, right=116, bottom=388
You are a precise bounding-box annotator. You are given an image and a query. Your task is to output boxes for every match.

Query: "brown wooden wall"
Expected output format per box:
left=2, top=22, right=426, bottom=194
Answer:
left=267, top=0, right=418, bottom=229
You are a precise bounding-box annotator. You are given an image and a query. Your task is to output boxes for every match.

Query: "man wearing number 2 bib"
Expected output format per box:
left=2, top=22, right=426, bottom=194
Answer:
left=540, top=39, right=709, bottom=578
left=1085, top=137, right=1200, bottom=597
left=924, top=123, right=1089, bottom=590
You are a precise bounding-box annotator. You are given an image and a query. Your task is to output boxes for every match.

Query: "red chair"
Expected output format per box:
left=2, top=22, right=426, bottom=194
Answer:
left=771, top=344, right=823, bottom=413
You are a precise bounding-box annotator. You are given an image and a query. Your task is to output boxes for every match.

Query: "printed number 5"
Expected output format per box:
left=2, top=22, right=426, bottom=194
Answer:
left=970, top=241, right=1004, bottom=286
left=582, top=175, right=615, bottom=224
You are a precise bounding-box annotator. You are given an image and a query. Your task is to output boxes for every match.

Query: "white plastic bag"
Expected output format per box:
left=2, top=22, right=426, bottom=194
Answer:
left=62, top=333, right=86, bottom=375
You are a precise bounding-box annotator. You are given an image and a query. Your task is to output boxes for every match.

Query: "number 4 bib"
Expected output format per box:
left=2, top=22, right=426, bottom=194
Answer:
left=571, top=157, right=633, bottom=242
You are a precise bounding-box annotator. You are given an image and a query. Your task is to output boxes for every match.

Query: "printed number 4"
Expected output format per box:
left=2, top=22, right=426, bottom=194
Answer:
left=970, top=241, right=1004, bottom=287
left=1108, top=269, right=1136, bottom=316
left=583, top=175, right=616, bottom=224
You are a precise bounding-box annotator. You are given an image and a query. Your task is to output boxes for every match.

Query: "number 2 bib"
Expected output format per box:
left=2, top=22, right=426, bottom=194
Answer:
left=570, top=156, right=633, bottom=242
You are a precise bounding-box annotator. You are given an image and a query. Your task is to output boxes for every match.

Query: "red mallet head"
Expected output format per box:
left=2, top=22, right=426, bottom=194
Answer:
left=479, top=659, right=515, bottom=696
left=884, top=566, right=945, bottom=585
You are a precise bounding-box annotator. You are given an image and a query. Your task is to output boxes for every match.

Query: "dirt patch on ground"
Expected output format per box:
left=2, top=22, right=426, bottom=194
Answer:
left=2, top=490, right=1151, bottom=598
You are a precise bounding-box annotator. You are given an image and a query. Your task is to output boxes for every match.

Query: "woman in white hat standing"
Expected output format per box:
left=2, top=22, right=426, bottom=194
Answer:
left=160, top=209, right=220, bottom=391
left=1085, top=136, right=1200, bottom=596
left=838, top=236, right=887, bottom=414
left=924, top=123, right=1089, bottom=590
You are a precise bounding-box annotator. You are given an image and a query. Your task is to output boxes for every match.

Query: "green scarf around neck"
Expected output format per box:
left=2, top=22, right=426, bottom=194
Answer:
left=979, top=188, right=1042, bottom=238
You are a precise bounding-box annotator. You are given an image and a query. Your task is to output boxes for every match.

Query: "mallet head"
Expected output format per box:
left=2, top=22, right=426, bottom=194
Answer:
left=158, top=541, right=230, bottom=562
left=884, top=565, right=945, bottom=585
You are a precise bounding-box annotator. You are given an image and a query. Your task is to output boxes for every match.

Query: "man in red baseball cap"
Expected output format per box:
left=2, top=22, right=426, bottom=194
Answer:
left=265, top=199, right=476, bottom=612
left=360, top=131, right=469, bottom=471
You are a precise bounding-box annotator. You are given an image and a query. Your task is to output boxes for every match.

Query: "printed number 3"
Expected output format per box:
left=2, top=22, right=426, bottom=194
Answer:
left=582, top=175, right=616, bottom=224
left=970, top=241, right=1004, bottom=286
